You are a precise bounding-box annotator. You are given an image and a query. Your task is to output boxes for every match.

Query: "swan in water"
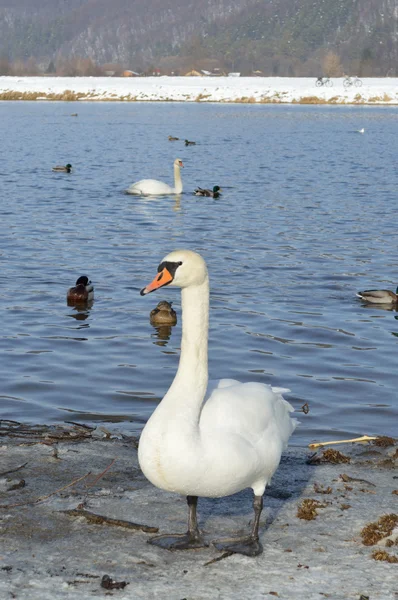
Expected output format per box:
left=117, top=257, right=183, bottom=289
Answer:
left=126, top=159, right=183, bottom=195
left=139, top=250, right=298, bottom=556
left=356, top=286, right=398, bottom=304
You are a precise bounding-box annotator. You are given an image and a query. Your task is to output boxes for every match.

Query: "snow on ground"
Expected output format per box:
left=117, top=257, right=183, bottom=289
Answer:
left=0, top=426, right=397, bottom=599
left=0, top=76, right=398, bottom=104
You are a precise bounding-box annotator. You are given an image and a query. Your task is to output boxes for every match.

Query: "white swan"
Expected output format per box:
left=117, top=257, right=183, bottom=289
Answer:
left=139, top=250, right=298, bottom=556
left=126, top=158, right=183, bottom=195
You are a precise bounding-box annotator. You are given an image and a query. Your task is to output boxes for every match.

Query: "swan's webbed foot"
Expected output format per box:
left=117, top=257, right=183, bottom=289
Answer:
left=148, top=495, right=208, bottom=551
left=212, top=536, right=263, bottom=557
left=148, top=531, right=208, bottom=551
left=212, top=494, right=264, bottom=557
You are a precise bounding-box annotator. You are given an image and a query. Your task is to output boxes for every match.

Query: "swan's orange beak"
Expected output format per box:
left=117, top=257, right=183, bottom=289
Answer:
left=140, top=267, right=173, bottom=296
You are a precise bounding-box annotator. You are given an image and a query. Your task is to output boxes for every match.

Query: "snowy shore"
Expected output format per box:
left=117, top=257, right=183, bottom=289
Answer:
left=1, top=76, right=398, bottom=104
left=0, top=424, right=397, bottom=599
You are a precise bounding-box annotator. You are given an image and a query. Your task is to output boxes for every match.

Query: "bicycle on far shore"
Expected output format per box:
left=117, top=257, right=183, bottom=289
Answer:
left=315, top=76, right=333, bottom=87
left=343, top=76, right=362, bottom=89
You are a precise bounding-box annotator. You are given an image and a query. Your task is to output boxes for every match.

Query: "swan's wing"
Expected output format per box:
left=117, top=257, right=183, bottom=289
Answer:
left=201, top=379, right=298, bottom=448
left=126, top=179, right=174, bottom=195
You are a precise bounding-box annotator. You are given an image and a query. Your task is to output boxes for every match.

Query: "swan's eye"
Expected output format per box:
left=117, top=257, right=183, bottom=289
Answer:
left=177, top=261, right=182, bottom=266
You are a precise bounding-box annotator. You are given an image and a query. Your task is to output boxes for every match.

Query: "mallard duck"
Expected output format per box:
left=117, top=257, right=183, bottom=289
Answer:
left=194, top=186, right=222, bottom=198
left=126, top=158, right=184, bottom=196
left=139, top=250, right=297, bottom=556
left=67, top=275, right=94, bottom=305
left=356, top=287, right=398, bottom=304
left=168, top=135, right=179, bottom=141
left=185, top=139, right=196, bottom=146
left=53, top=164, right=72, bottom=173
left=150, top=301, right=177, bottom=325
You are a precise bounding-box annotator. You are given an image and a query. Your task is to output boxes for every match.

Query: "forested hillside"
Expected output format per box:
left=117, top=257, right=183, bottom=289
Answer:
left=0, top=0, right=397, bottom=76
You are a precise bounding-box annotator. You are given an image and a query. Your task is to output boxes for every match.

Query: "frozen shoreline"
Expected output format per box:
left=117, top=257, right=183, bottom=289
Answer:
left=1, top=76, right=398, bottom=104
left=0, top=424, right=397, bottom=599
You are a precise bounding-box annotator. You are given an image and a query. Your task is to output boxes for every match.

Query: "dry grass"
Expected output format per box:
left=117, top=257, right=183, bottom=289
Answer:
left=234, top=96, right=257, bottom=103
left=297, top=498, right=328, bottom=520
left=361, top=514, right=398, bottom=546
left=0, top=90, right=93, bottom=101
left=297, top=96, right=327, bottom=104
left=195, top=93, right=212, bottom=102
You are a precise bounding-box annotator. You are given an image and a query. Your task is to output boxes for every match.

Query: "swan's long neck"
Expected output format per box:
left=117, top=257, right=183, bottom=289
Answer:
left=173, top=164, right=183, bottom=194
left=162, top=277, right=209, bottom=424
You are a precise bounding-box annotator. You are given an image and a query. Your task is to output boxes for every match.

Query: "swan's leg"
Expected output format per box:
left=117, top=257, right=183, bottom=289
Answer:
left=212, top=494, right=264, bottom=557
left=147, top=495, right=208, bottom=550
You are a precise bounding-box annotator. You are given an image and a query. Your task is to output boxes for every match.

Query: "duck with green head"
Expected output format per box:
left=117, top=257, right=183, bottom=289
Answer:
left=356, top=286, right=398, bottom=304
left=67, top=275, right=94, bottom=306
left=194, top=186, right=222, bottom=198
left=53, top=164, right=72, bottom=173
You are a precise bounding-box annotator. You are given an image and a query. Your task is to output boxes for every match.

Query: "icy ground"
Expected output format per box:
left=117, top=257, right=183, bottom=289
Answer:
left=0, top=425, right=397, bottom=599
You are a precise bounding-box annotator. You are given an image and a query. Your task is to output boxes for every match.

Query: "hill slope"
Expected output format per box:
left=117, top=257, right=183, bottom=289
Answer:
left=0, top=0, right=397, bottom=75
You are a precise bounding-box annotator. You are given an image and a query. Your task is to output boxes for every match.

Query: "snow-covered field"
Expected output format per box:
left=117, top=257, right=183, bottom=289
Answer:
left=1, top=76, right=398, bottom=103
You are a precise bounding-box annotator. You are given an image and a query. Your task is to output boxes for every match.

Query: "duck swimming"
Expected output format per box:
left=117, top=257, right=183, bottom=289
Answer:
left=126, top=158, right=184, bottom=196
left=356, top=286, right=398, bottom=304
left=185, top=139, right=196, bottom=146
left=67, top=275, right=94, bottom=305
left=139, top=250, right=298, bottom=556
left=168, top=136, right=179, bottom=141
left=194, top=186, right=222, bottom=198
left=150, top=301, right=177, bottom=326
left=53, top=164, right=72, bottom=173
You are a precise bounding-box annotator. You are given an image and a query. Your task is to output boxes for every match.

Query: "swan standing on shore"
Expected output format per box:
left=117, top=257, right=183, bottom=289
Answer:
left=127, top=159, right=184, bottom=195
left=139, top=250, right=298, bottom=556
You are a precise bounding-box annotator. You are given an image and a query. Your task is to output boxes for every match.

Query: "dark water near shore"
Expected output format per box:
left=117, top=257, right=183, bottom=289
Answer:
left=0, top=101, right=397, bottom=446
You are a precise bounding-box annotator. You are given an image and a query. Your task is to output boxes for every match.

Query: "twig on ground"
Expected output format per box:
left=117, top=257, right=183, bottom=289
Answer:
left=309, top=435, right=377, bottom=449
left=84, top=458, right=117, bottom=490
left=204, top=551, right=234, bottom=566
left=0, top=471, right=91, bottom=509
left=62, top=508, right=159, bottom=533
left=0, top=462, right=28, bottom=477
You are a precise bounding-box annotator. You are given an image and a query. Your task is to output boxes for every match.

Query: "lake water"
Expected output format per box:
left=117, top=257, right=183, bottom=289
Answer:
left=0, top=101, right=397, bottom=446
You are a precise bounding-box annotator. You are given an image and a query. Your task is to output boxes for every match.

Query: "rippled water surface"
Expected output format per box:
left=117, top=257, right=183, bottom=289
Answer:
left=0, top=101, right=397, bottom=445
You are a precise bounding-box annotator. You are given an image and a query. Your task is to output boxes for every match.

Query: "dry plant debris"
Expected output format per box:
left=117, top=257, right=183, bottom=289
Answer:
left=308, top=449, right=351, bottom=465
left=360, top=514, right=398, bottom=546
left=371, top=550, right=398, bottom=563
left=339, top=473, right=375, bottom=487
left=101, top=574, right=128, bottom=590
left=372, top=436, right=396, bottom=447
left=313, top=482, right=333, bottom=494
left=297, top=498, right=328, bottom=521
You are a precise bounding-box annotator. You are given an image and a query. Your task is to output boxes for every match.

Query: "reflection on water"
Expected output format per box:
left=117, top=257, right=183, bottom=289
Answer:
left=150, top=324, right=175, bottom=346
left=0, top=101, right=397, bottom=445
left=67, top=305, right=93, bottom=322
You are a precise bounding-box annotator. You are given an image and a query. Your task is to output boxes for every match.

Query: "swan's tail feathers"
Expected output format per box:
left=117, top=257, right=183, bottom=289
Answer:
left=271, top=386, right=299, bottom=445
